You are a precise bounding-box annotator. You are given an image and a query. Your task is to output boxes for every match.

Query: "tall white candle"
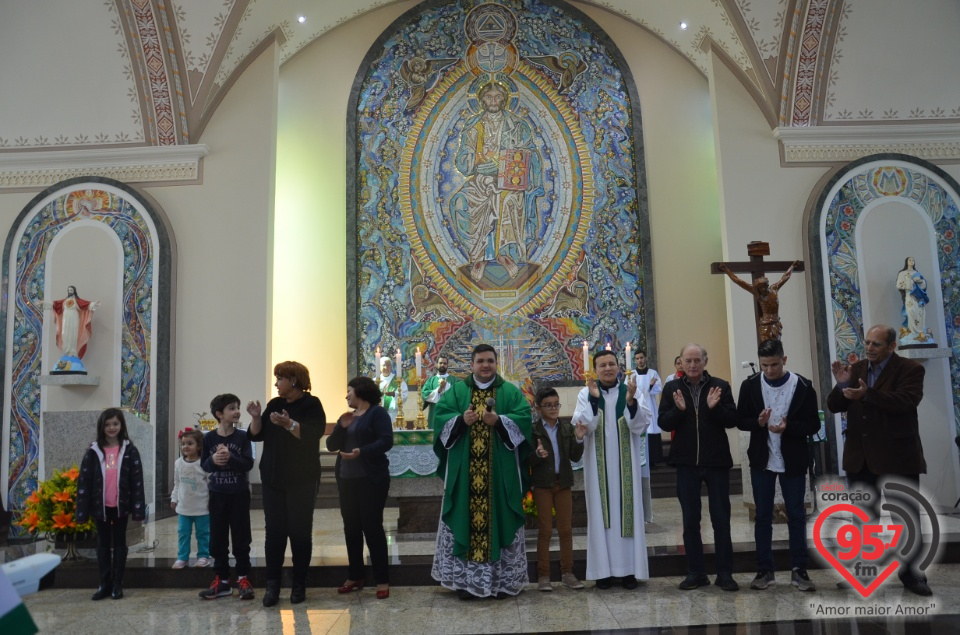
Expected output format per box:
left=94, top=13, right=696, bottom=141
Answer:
left=375, top=346, right=381, bottom=376
left=582, top=341, right=589, bottom=372
left=605, top=342, right=611, bottom=351
left=415, top=347, right=422, bottom=379
left=395, top=348, right=402, bottom=376
left=625, top=342, right=632, bottom=371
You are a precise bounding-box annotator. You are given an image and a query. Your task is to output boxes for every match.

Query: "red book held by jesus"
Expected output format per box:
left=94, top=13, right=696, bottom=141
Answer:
left=498, top=148, right=531, bottom=191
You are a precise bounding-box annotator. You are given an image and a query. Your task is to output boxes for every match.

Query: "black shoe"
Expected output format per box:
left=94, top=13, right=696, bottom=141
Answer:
left=262, top=580, right=280, bottom=607
left=457, top=589, right=477, bottom=600
left=715, top=575, right=739, bottom=592
left=111, top=546, right=128, bottom=599
left=595, top=577, right=612, bottom=590
left=494, top=592, right=510, bottom=600
left=621, top=575, right=638, bottom=590
left=836, top=580, right=851, bottom=590
left=290, top=584, right=306, bottom=604
left=902, top=577, right=933, bottom=597
left=678, top=574, right=710, bottom=590
left=92, top=547, right=112, bottom=601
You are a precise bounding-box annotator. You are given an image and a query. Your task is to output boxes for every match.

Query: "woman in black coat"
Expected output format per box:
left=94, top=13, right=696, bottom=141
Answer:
left=326, top=375, right=394, bottom=599
left=247, top=361, right=326, bottom=606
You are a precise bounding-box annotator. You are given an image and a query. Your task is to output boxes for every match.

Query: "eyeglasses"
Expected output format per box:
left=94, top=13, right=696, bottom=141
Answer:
left=539, top=403, right=561, bottom=409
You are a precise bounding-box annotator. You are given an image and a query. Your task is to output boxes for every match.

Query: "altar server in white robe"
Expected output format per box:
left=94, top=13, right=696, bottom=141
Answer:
left=573, top=349, right=652, bottom=590
left=632, top=349, right=662, bottom=523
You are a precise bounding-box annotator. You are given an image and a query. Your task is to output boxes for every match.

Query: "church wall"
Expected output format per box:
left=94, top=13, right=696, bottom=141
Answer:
left=274, top=0, right=420, bottom=416
left=274, top=1, right=734, bottom=420
left=706, top=52, right=826, bottom=388
left=576, top=4, right=731, bottom=379
left=141, top=43, right=278, bottom=483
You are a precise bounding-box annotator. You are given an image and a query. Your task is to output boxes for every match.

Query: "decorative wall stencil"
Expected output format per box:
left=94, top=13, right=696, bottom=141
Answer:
left=821, top=161, right=960, bottom=433
left=3, top=182, right=158, bottom=531
left=350, top=0, right=651, bottom=388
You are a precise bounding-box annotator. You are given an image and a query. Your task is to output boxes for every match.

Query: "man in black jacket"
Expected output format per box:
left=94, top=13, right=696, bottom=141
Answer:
left=737, top=339, right=820, bottom=592
left=659, top=343, right=740, bottom=591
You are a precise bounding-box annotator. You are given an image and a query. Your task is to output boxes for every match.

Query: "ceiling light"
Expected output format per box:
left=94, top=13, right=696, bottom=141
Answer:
left=298, top=15, right=306, bottom=23
left=680, top=22, right=688, bottom=30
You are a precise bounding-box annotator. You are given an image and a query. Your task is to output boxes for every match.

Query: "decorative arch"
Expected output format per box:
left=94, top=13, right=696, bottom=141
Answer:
left=346, top=0, right=654, bottom=388
left=1, top=176, right=174, bottom=529
left=809, top=153, right=960, bottom=468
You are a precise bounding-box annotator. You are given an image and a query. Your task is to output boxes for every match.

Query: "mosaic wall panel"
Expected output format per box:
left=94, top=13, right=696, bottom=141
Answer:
left=351, top=0, right=650, bottom=392
left=822, top=162, right=960, bottom=433
left=5, top=187, right=154, bottom=528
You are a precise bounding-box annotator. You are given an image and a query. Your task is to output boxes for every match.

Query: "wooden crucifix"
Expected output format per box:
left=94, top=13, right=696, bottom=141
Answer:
left=711, top=241, right=804, bottom=346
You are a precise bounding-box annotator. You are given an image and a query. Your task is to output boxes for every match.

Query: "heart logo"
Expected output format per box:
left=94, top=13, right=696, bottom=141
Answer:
left=813, top=503, right=900, bottom=598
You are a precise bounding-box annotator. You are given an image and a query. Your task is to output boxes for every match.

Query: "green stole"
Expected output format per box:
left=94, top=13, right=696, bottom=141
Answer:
left=594, top=383, right=635, bottom=538
left=381, top=375, right=400, bottom=411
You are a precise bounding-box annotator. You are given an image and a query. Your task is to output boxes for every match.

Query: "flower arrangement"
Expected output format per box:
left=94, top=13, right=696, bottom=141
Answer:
left=522, top=490, right=537, bottom=517
left=522, top=490, right=555, bottom=518
left=16, top=465, right=95, bottom=537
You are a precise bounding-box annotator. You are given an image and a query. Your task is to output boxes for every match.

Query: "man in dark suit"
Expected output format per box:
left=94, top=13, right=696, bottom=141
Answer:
left=827, top=324, right=930, bottom=596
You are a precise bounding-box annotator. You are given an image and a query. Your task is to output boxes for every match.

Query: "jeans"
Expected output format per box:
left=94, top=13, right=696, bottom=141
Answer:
left=261, top=481, right=318, bottom=585
left=676, top=465, right=733, bottom=576
left=209, top=489, right=252, bottom=578
left=338, top=476, right=390, bottom=584
left=751, top=469, right=807, bottom=571
left=177, top=514, right=211, bottom=561
left=533, top=483, right=574, bottom=577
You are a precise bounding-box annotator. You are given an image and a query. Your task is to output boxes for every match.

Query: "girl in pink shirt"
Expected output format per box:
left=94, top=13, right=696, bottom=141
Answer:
left=76, top=408, right=146, bottom=601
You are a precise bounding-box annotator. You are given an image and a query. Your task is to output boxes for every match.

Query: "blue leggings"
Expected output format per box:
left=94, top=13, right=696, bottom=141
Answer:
left=177, top=514, right=211, bottom=561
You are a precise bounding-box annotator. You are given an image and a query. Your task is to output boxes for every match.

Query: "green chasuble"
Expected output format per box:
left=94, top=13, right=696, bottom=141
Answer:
left=421, top=373, right=461, bottom=409
left=432, top=374, right=531, bottom=563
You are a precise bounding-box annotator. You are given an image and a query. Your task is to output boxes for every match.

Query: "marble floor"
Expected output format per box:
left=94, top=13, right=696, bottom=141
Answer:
left=20, top=564, right=960, bottom=634
left=12, top=495, right=960, bottom=633
left=91, top=494, right=960, bottom=565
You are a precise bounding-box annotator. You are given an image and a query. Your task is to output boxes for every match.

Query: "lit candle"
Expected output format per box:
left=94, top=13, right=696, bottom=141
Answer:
left=605, top=342, right=611, bottom=351
left=625, top=342, right=632, bottom=372
left=415, top=346, right=422, bottom=379
left=582, top=341, right=589, bottom=372
left=395, top=348, right=402, bottom=377
left=375, top=346, right=381, bottom=376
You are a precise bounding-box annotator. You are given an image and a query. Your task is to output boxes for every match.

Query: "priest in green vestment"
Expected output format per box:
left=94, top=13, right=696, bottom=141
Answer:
left=430, top=344, right=532, bottom=599
left=420, top=355, right=460, bottom=410
left=378, top=358, right=408, bottom=424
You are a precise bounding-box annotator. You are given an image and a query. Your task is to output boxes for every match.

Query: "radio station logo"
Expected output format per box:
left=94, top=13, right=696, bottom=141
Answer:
left=813, top=477, right=940, bottom=599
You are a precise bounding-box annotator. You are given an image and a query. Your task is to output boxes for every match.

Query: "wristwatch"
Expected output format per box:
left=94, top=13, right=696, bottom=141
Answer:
left=287, top=421, right=298, bottom=432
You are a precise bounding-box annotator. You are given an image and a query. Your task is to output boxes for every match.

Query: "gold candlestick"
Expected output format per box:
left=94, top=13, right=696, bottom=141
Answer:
left=415, top=386, right=427, bottom=430
left=394, top=388, right=406, bottom=430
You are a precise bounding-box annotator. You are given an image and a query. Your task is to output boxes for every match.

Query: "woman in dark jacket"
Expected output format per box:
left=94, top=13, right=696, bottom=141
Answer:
left=247, top=361, right=326, bottom=607
left=326, top=375, right=394, bottom=599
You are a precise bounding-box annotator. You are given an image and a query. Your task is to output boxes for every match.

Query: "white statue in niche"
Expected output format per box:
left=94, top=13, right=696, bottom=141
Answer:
left=39, top=285, right=101, bottom=374
left=895, top=257, right=936, bottom=348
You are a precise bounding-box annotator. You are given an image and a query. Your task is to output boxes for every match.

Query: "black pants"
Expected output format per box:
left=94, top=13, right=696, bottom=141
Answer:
left=261, top=481, right=318, bottom=585
left=847, top=469, right=925, bottom=582
left=94, top=506, right=128, bottom=550
left=338, top=476, right=390, bottom=584
left=676, top=465, right=733, bottom=576
left=209, top=489, right=252, bottom=579
left=648, top=433, right=664, bottom=465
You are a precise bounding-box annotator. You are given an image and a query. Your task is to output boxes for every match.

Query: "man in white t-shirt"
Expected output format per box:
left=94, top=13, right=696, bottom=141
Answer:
left=736, top=339, right=820, bottom=592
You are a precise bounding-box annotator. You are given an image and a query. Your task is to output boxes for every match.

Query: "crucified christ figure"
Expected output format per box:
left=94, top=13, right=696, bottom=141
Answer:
left=718, top=260, right=799, bottom=341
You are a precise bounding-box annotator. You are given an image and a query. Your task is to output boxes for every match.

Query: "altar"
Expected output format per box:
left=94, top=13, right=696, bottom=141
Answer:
left=387, top=429, right=587, bottom=534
